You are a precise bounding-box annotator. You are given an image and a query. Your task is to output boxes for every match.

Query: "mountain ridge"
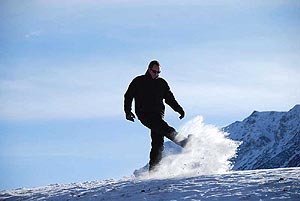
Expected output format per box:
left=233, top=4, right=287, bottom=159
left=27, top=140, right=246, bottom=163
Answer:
left=224, top=105, right=300, bottom=170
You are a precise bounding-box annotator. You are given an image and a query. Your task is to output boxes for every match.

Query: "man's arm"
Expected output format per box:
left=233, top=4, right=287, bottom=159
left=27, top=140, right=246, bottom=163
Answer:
left=164, top=84, right=185, bottom=119
left=124, top=79, right=136, bottom=121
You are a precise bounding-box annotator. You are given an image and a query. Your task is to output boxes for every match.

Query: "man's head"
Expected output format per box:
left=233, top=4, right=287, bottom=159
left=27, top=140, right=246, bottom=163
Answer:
left=148, top=60, right=161, bottom=79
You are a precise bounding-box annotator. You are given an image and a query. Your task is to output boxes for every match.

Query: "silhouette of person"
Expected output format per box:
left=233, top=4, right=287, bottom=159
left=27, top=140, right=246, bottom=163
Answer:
left=124, top=60, right=188, bottom=171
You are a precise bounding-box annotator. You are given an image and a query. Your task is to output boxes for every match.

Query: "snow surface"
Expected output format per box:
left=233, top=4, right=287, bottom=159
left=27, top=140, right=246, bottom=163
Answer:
left=1, top=168, right=299, bottom=200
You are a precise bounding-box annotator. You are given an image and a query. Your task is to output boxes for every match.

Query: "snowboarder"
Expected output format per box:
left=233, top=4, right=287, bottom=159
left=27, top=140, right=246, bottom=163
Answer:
left=124, top=60, right=189, bottom=172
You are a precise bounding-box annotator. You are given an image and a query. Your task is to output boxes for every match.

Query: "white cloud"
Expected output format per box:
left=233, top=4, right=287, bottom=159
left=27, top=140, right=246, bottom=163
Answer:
left=1, top=0, right=299, bottom=121
left=0, top=59, right=136, bottom=120
left=172, top=60, right=300, bottom=117
left=25, top=30, right=43, bottom=38
left=1, top=45, right=299, bottom=121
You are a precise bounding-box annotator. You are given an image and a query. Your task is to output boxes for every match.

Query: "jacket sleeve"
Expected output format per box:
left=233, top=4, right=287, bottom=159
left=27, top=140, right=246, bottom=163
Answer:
left=124, top=78, right=136, bottom=114
left=164, top=82, right=184, bottom=113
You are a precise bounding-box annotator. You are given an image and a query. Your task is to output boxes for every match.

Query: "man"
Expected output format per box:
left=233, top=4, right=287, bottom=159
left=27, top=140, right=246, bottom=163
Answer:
left=124, top=60, right=189, bottom=172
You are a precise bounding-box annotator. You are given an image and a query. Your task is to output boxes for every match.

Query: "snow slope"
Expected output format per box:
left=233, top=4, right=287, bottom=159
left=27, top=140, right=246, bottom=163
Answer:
left=224, top=105, right=300, bottom=170
left=1, top=167, right=299, bottom=200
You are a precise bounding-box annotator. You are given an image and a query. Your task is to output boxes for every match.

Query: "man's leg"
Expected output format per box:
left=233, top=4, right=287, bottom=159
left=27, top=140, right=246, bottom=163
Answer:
left=145, top=116, right=187, bottom=146
left=138, top=113, right=188, bottom=171
left=138, top=113, right=171, bottom=171
left=149, top=130, right=164, bottom=172
left=155, top=119, right=189, bottom=148
left=139, top=113, right=187, bottom=146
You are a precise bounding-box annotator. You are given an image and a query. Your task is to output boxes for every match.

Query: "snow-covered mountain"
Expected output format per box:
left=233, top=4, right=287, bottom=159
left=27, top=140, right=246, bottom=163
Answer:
left=1, top=168, right=299, bottom=200
left=224, top=105, right=300, bottom=170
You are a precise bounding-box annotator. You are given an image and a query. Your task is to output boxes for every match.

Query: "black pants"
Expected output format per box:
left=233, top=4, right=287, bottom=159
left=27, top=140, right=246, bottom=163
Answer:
left=137, top=112, right=178, bottom=171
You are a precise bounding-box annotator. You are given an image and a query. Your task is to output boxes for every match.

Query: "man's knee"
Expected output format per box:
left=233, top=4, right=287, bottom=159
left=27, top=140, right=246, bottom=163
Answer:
left=164, top=129, right=177, bottom=141
left=151, top=143, right=164, bottom=153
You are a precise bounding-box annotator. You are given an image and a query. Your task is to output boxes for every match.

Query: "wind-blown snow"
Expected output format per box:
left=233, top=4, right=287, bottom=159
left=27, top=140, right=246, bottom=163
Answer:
left=135, top=116, right=241, bottom=179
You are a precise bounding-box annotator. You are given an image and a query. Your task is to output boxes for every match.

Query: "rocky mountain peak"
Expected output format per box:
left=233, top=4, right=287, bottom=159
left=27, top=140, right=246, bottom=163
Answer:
left=224, top=105, right=300, bottom=170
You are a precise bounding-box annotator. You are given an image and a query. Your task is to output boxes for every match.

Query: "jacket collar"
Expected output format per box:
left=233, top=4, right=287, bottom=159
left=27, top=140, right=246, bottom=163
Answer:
left=145, top=70, right=159, bottom=80
left=145, top=70, right=152, bottom=78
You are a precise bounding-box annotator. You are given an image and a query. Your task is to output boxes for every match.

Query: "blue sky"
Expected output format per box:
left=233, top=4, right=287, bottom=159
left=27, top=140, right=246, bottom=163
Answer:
left=0, top=0, right=299, bottom=190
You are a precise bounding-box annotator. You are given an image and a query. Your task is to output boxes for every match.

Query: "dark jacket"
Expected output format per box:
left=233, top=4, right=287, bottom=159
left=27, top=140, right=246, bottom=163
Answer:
left=124, top=71, right=183, bottom=118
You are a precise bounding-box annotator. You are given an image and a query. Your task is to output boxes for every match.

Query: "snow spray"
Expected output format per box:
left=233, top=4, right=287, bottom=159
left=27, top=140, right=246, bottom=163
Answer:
left=135, top=116, right=241, bottom=179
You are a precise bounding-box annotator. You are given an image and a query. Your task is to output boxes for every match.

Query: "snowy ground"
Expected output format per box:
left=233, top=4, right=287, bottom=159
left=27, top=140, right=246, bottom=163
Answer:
left=1, top=167, right=299, bottom=200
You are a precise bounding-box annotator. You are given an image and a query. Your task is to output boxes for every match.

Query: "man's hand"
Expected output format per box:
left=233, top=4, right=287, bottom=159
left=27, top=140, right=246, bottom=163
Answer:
left=178, top=109, right=185, bottom=120
left=126, top=111, right=136, bottom=122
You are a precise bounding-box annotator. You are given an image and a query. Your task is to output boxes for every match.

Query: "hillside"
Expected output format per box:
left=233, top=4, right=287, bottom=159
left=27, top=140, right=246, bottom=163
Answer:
left=1, top=167, right=299, bottom=200
left=224, top=105, right=300, bottom=170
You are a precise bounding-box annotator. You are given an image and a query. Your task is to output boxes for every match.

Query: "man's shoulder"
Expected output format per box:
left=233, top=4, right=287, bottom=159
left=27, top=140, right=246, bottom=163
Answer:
left=157, top=77, right=167, bottom=82
left=157, top=77, right=168, bottom=85
left=133, top=74, right=146, bottom=81
left=130, top=74, right=147, bottom=85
